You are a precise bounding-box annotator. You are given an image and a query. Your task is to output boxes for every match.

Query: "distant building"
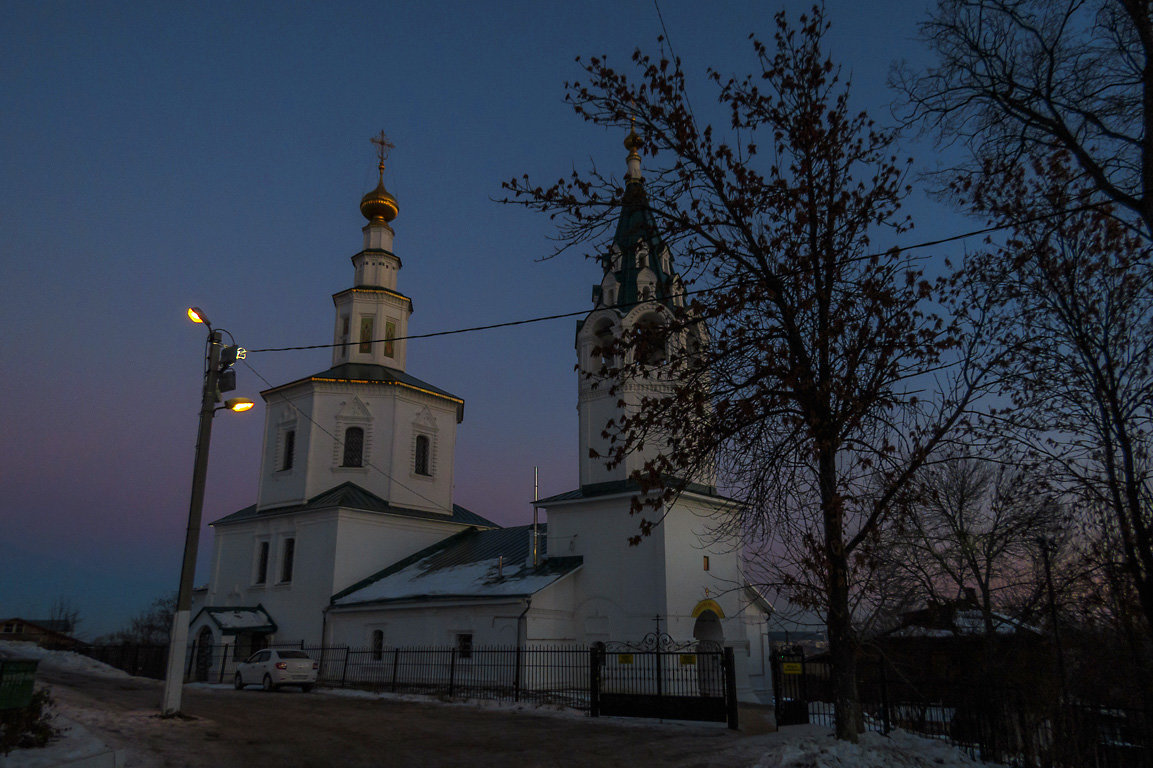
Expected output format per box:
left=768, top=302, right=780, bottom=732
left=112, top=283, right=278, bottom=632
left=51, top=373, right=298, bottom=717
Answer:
left=191, top=133, right=771, bottom=703
left=0, top=618, right=82, bottom=649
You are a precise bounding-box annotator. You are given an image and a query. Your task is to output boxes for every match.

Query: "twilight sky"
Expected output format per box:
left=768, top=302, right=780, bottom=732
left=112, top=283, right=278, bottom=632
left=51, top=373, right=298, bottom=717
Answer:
left=0, top=0, right=969, bottom=639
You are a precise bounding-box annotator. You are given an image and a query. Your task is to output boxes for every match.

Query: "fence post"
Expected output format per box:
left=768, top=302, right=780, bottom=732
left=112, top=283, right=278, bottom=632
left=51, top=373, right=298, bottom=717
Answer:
left=724, top=647, right=739, bottom=731
left=218, top=644, right=230, bottom=684
left=589, top=647, right=601, bottom=718
left=655, top=651, right=663, bottom=698
left=514, top=645, right=522, bottom=703
left=391, top=648, right=399, bottom=692
left=341, top=646, right=350, bottom=687
left=449, top=648, right=457, bottom=698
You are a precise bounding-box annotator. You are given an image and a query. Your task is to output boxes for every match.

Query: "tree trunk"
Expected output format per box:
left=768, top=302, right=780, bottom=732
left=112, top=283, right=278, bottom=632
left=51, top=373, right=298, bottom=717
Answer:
left=821, top=444, right=860, bottom=741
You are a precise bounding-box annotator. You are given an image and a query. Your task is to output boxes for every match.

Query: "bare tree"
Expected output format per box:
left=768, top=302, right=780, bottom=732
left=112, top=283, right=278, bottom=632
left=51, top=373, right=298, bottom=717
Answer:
left=506, top=7, right=984, bottom=741
left=957, top=152, right=1153, bottom=649
left=47, top=596, right=82, bottom=637
left=878, top=454, right=1064, bottom=634
left=898, top=0, right=1153, bottom=237
left=105, top=593, right=176, bottom=646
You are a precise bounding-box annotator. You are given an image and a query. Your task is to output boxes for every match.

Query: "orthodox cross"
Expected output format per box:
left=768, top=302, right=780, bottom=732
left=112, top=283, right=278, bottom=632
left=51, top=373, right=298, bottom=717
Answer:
left=371, top=130, right=394, bottom=169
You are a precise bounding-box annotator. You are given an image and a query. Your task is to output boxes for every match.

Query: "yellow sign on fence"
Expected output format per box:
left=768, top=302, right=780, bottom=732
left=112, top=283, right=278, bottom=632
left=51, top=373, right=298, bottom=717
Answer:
left=679, top=654, right=697, bottom=666
left=617, top=654, right=634, bottom=665
left=781, top=662, right=803, bottom=675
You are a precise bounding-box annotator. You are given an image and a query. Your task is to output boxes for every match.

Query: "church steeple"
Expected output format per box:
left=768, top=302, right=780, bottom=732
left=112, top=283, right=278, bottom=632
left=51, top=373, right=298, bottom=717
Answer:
left=330, top=132, right=414, bottom=370
left=574, top=127, right=695, bottom=489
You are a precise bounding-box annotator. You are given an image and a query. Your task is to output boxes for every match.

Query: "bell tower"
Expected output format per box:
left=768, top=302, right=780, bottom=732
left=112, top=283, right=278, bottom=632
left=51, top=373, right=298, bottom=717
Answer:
left=575, top=128, right=707, bottom=489
left=330, top=131, right=413, bottom=372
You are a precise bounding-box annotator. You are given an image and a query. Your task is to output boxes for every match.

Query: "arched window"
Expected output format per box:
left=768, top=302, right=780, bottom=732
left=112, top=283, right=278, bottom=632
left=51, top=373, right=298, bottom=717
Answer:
left=372, top=630, right=384, bottom=661
left=342, top=427, right=364, bottom=467
left=415, top=434, right=431, bottom=476
left=634, top=312, right=668, bottom=366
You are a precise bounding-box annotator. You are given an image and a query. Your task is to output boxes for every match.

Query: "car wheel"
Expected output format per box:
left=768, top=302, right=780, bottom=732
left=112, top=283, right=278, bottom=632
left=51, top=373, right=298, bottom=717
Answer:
left=234, top=673, right=245, bottom=690
left=262, top=673, right=277, bottom=692
left=300, top=684, right=313, bottom=693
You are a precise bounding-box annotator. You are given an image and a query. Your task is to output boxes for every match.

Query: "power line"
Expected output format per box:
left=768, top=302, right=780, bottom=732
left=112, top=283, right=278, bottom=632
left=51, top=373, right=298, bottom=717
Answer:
left=247, top=205, right=1099, bottom=356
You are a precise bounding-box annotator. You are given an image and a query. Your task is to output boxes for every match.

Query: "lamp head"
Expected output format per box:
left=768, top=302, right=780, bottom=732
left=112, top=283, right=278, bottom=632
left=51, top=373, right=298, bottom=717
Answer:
left=187, top=307, right=210, bottom=326
left=223, top=398, right=255, bottom=413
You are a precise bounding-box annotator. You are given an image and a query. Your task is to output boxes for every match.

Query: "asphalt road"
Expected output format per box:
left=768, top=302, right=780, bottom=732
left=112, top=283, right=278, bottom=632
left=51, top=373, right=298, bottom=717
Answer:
left=38, top=667, right=770, bottom=768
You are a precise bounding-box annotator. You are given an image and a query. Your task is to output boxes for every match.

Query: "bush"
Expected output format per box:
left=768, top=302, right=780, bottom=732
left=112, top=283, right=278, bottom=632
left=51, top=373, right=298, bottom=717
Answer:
left=0, top=690, right=60, bottom=755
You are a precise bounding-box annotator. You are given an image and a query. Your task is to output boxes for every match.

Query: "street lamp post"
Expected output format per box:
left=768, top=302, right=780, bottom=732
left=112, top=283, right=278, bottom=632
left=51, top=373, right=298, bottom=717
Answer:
left=161, top=309, right=251, bottom=717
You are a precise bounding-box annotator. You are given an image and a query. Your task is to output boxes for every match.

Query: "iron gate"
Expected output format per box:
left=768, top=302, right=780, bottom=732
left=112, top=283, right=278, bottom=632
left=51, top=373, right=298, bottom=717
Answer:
left=589, top=634, right=739, bottom=729
left=771, top=645, right=809, bottom=726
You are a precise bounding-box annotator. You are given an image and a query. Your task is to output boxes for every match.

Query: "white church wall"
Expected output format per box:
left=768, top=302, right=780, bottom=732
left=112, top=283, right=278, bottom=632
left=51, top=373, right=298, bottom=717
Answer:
left=544, top=495, right=669, bottom=642
left=385, top=391, right=458, bottom=514
left=256, top=391, right=315, bottom=510
left=206, top=511, right=340, bottom=645
left=330, top=510, right=473, bottom=595
left=326, top=600, right=525, bottom=648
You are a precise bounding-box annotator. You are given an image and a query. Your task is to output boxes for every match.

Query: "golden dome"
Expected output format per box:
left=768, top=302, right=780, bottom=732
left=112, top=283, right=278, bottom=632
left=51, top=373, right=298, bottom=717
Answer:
left=624, top=127, right=643, bottom=154
left=360, top=167, right=399, bottom=224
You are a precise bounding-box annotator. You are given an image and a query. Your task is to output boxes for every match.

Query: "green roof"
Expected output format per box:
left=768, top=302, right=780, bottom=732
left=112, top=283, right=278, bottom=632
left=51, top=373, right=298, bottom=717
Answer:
left=535, top=477, right=724, bottom=505
left=261, top=362, right=464, bottom=422
left=211, top=481, right=498, bottom=529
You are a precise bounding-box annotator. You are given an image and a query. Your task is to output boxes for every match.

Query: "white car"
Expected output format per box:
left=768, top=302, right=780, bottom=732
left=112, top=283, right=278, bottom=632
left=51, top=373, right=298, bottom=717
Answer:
left=234, top=649, right=318, bottom=692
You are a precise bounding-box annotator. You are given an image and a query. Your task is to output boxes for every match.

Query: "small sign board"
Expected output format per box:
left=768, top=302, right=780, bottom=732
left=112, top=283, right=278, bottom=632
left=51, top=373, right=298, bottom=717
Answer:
left=781, top=662, right=803, bottom=675
left=617, top=654, right=634, bottom=665
left=679, top=654, right=697, bottom=666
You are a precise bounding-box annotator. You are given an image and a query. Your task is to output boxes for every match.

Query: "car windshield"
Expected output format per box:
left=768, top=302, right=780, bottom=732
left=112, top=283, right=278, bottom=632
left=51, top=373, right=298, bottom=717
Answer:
left=278, top=651, right=311, bottom=659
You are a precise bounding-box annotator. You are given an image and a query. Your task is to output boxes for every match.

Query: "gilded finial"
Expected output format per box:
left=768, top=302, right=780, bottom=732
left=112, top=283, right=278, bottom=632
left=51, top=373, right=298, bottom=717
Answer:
left=371, top=130, right=395, bottom=182
left=624, top=117, right=642, bottom=157
left=362, top=130, right=399, bottom=224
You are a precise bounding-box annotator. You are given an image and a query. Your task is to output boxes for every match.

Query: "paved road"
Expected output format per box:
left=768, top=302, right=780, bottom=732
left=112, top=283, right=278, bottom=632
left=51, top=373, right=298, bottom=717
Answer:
left=39, top=667, right=773, bottom=768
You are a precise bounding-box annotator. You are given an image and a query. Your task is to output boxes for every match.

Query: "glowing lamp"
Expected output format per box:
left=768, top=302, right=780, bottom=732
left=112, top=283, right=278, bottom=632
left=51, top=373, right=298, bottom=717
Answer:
left=187, top=307, right=210, bottom=325
left=224, top=398, right=255, bottom=412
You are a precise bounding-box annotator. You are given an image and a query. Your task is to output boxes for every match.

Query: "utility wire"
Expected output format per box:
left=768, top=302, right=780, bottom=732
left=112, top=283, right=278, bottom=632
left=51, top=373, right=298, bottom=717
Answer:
left=247, top=203, right=1101, bottom=355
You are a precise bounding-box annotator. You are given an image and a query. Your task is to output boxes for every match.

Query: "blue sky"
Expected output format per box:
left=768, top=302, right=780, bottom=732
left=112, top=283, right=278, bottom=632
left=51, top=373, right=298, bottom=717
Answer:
left=0, top=0, right=968, bottom=639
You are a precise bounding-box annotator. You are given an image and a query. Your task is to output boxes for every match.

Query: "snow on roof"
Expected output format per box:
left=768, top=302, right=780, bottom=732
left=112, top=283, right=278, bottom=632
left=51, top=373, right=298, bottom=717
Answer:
left=332, top=526, right=582, bottom=607
left=195, top=605, right=277, bottom=634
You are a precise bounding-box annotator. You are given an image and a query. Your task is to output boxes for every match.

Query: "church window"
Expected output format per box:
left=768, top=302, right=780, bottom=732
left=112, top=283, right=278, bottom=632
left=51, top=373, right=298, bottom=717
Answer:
left=255, top=541, right=270, bottom=584
left=415, top=435, right=431, bottom=476
left=359, top=316, right=374, bottom=353
left=341, top=315, right=350, bottom=337
left=703, top=555, right=710, bottom=571
left=372, top=630, right=384, bottom=661
left=280, top=537, right=295, bottom=583
left=342, top=427, right=364, bottom=467
left=384, top=321, right=396, bottom=358
left=456, top=633, right=473, bottom=659
left=281, top=430, right=295, bottom=471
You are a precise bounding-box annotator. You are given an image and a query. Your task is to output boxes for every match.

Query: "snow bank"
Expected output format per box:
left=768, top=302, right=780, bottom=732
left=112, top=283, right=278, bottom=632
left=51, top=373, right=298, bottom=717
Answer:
left=753, top=727, right=984, bottom=768
left=0, top=641, right=131, bottom=679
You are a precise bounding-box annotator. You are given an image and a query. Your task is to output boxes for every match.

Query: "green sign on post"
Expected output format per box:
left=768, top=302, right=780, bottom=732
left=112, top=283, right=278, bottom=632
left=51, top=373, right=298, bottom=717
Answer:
left=0, top=659, right=39, bottom=710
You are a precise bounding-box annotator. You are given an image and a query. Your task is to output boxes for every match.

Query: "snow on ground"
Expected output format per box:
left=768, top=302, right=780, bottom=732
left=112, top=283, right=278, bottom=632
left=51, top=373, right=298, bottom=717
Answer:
left=0, top=641, right=130, bottom=679
left=750, top=726, right=985, bottom=767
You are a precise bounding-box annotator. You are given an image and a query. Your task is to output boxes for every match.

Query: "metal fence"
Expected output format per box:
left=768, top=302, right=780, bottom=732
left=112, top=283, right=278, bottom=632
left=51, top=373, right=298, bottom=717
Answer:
left=773, top=649, right=1152, bottom=768
left=79, top=640, right=738, bottom=726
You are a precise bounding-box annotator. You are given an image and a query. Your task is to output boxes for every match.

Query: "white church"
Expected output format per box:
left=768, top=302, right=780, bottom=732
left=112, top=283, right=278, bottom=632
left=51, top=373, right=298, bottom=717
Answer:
left=189, top=133, right=772, bottom=702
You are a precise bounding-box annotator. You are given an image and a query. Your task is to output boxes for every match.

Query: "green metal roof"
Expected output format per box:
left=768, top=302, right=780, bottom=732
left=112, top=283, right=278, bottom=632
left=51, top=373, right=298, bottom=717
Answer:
left=261, top=362, right=465, bottom=422
left=211, top=481, right=498, bottom=529
left=534, top=477, right=724, bottom=505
